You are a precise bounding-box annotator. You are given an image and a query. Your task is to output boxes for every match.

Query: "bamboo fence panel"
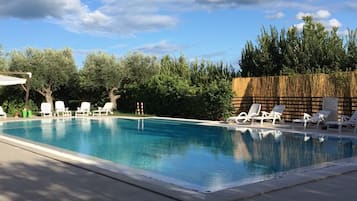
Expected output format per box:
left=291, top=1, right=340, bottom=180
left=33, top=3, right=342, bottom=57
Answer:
left=232, top=72, right=357, bottom=121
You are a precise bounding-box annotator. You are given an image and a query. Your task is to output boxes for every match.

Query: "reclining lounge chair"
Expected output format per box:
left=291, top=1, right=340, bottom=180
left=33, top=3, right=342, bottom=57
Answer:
left=75, top=102, right=91, bottom=116
left=40, top=102, right=52, bottom=117
left=251, top=105, right=285, bottom=125
left=0, top=106, right=7, bottom=118
left=227, top=103, right=261, bottom=124
left=292, top=110, right=330, bottom=129
left=326, top=111, right=357, bottom=133
left=55, top=101, right=71, bottom=117
left=92, top=102, right=113, bottom=116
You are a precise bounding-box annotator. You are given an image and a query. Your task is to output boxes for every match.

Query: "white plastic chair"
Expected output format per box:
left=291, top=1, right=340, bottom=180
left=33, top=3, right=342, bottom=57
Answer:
left=75, top=102, right=91, bottom=116
left=0, top=106, right=7, bottom=118
left=40, top=102, right=52, bottom=117
left=93, top=102, right=113, bottom=116
left=252, top=105, right=285, bottom=125
left=227, top=103, right=261, bottom=123
left=293, top=110, right=330, bottom=129
left=55, top=101, right=71, bottom=117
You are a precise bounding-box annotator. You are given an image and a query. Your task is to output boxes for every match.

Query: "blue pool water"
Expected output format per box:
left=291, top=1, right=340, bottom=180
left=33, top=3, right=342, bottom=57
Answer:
left=1, top=118, right=357, bottom=191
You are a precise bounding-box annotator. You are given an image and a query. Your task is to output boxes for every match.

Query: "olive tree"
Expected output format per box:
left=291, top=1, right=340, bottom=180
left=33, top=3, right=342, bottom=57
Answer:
left=9, top=48, right=77, bottom=108
left=122, top=52, right=160, bottom=85
left=80, top=52, right=128, bottom=110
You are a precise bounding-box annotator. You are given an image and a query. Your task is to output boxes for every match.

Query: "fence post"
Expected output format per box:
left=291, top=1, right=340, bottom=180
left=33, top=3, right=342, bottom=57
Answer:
left=348, top=97, right=352, bottom=116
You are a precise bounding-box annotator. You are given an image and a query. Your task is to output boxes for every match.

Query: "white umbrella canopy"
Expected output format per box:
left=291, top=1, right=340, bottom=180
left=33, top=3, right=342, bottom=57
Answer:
left=0, top=74, right=27, bottom=86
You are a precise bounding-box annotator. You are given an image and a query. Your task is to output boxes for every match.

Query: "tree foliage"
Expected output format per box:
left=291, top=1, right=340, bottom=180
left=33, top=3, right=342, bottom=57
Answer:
left=2, top=47, right=236, bottom=120
left=345, top=29, right=357, bottom=70
left=8, top=48, right=77, bottom=107
left=80, top=51, right=128, bottom=109
left=240, top=16, right=357, bottom=76
left=122, top=52, right=160, bottom=85
left=119, top=56, right=236, bottom=120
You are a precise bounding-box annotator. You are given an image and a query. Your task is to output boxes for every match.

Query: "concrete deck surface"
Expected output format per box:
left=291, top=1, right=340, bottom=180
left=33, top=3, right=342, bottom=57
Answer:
left=0, top=141, right=176, bottom=201
left=1, top=117, right=357, bottom=201
left=247, top=170, right=357, bottom=201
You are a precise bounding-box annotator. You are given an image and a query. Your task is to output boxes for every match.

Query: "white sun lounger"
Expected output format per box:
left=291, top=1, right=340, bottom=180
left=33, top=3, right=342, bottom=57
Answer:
left=40, top=102, right=52, bottom=117
left=326, top=111, right=357, bottom=133
left=227, top=103, right=261, bottom=123
left=55, top=101, right=71, bottom=117
left=251, top=105, right=285, bottom=125
left=292, top=110, right=330, bottom=129
left=75, top=102, right=91, bottom=116
left=93, top=102, right=113, bottom=116
left=0, top=106, right=7, bottom=118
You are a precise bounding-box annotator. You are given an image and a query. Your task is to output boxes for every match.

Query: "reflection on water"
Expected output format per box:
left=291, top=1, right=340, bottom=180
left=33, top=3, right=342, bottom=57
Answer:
left=79, top=118, right=91, bottom=132
left=2, top=119, right=357, bottom=191
left=55, top=119, right=66, bottom=139
left=137, top=118, right=144, bottom=131
left=41, top=119, right=53, bottom=140
left=234, top=128, right=357, bottom=174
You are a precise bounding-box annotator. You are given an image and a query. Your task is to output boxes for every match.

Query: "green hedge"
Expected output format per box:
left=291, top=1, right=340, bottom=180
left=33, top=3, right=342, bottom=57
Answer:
left=118, top=75, right=233, bottom=120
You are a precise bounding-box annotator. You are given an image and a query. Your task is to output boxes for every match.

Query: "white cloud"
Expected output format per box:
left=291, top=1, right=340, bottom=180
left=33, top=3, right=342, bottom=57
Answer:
left=293, top=10, right=342, bottom=32
left=134, top=40, right=183, bottom=54
left=296, top=10, right=331, bottom=20
left=266, top=11, right=285, bottom=19
left=293, top=22, right=305, bottom=31
left=296, top=12, right=312, bottom=20
left=315, top=10, right=331, bottom=19
left=0, top=0, right=351, bottom=37
left=292, top=20, right=342, bottom=33
left=338, top=29, right=349, bottom=36
left=337, top=29, right=349, bottom=37
left=61, top=0, right=179, bottom=36
left=79, top=10, right=110, bottom=26
left=0, top=0, right=178, bottom=36
left=328, top=18, right=342, bottom=28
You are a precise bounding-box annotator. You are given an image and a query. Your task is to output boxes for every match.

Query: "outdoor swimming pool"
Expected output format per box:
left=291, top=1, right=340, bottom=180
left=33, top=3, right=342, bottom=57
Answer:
left=1, top=118, right=357, bottom=192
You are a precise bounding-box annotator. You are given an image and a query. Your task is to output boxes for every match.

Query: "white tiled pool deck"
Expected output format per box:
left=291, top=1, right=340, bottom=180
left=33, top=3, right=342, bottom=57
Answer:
left=1, top=116, right=357, bottom=201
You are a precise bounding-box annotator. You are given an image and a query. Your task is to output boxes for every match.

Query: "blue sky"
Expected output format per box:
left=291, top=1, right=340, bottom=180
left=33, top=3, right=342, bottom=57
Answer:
left=1, top=0, right=356, bottom=68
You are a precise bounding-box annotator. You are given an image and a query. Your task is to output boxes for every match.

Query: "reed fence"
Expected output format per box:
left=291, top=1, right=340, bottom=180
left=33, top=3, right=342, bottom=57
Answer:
left=231, top=72, right=357, bottom=121
left=232, top=96, right=357, bottom=121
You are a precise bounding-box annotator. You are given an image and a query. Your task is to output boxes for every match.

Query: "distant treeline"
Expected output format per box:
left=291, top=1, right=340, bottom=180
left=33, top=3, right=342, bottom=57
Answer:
left=240, top=16, right=357, bottom=77
left=0, top=49, right=237, bottom=120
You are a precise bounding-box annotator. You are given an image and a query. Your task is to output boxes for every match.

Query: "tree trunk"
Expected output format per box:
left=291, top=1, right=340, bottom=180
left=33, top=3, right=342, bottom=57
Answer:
left=36, top=87, right=54, bottom=111
left=108, top=87, right=120, bottom=110
left=21, top=83, right=30, bottom=109
left=45, top=92, right=53, bottom=109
